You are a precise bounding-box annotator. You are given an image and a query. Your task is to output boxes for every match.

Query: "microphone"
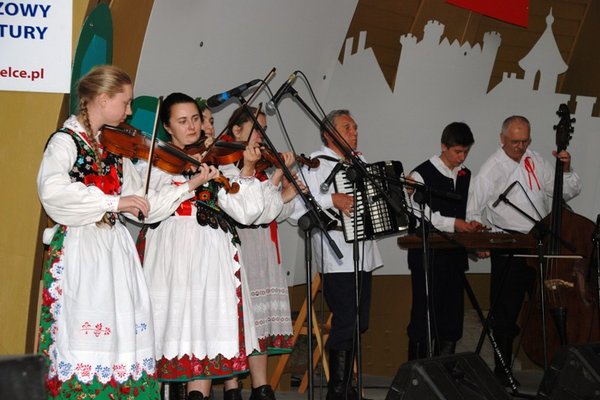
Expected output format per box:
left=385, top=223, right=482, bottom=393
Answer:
left=492, top=181, right=518, bottom=208
left=320, top=162, right=344, bottom=193
left=265, top=72, right=298, bottom=114
left=206, top=79, right=261, bottom=108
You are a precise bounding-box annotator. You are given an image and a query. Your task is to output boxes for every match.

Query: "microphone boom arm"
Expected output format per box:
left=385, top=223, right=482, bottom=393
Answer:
left=234, top=94, right=343, bottom=259
left=288, top=86, right=404, bottom=216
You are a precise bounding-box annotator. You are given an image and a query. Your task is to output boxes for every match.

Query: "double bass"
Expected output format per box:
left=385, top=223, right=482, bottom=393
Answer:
left=520, top=104, right=600, bottom=367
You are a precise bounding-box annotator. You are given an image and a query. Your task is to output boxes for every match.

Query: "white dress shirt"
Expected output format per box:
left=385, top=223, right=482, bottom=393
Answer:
left=408, top=155, right=468, bottom=233
left=467, top=147, right=581, bottom=233
left=290, top=146, right=383, bottom=274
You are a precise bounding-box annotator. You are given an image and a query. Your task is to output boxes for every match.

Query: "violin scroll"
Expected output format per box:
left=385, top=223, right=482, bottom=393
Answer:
left=297, top=153, right=320, bottom=169
left=554, top=104, right=575, bottom=151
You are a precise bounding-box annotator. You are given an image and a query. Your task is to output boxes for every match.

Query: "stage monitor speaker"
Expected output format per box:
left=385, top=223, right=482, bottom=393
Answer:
left=537, top=342, right=600, bottom=399
left=0, top=354, right=47, bottom=400
left=385, top=352, right=510, bottom=400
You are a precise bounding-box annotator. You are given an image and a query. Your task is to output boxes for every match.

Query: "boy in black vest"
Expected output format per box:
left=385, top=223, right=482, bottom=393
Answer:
left=406, top=122, right=484, bottom=360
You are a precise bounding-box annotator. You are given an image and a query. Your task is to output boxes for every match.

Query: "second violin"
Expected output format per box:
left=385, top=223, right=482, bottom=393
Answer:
left=185, top=139, right=319, bottom=171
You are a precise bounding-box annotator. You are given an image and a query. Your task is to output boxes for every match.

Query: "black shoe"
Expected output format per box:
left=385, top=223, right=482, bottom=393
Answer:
left=225, top=388, right=243, bottom=400
left=187, top=390, right=205, bottom=400
left=407, top=340, right=428, bottom=360
left=249, top=385, right=275, bottom=400
left=327, top=350, right=357, bottom=400
left=437, top=340, right=456, bottom=356
left=162, top=382, right=187, bottom=400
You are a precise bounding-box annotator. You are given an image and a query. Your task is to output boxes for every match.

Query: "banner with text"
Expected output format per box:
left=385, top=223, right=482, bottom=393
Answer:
left=0, top=0, right=72, bottom=93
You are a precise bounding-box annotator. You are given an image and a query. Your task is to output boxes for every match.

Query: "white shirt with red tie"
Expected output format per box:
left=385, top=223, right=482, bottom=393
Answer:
left=467, top=147, right=581, bottom=233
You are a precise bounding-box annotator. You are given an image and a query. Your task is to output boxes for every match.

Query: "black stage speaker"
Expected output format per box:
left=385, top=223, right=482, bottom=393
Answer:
left=0, top=354, right=47, bottom=400
left=537, top=342, right=600, bottom=399
left=385, top=352, right=510, bottom=400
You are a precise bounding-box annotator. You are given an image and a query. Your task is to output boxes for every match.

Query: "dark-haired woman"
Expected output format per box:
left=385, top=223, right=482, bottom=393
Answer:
left=220, top=106, right=301, bottom=400
left=138, top=93, right=264, bottom=400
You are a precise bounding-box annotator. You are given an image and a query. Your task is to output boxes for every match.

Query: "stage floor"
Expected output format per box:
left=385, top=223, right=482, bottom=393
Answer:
left=208, top=369, right=543, bottom=400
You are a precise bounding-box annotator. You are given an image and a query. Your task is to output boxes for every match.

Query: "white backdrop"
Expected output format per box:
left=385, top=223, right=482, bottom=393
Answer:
left=135, top=1, right=600, bottom=284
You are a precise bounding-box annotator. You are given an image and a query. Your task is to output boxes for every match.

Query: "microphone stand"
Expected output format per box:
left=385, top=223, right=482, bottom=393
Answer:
left=411, top=187, right=435, bottom=358
left=344, top=164, right=365, bottom=400
left=233, top=95, right=342, bottom=400
left=593, top=215, right=600, bottom=324
left=486, top=195, right=573, bottom=374
left=297, top=200, right=342, bottom=400
left=286, top=86, right=392, bottom=399
left=234, top=96, right=341, bottom=256
left=406, top=180, right=467, bottom=359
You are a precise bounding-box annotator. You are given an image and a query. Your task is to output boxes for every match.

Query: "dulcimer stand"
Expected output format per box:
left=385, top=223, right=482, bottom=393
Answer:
left=483, top=194, right=574, bottom=396
left=398, top=225, right=537, bottom=399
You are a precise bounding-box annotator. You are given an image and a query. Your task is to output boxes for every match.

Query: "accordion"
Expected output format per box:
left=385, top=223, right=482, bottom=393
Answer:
left=333, top=160, right=410, bottom=242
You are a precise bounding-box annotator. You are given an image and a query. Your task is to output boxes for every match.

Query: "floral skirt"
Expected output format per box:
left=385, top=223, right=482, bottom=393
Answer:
left=143, top=217, right=259, bottom=381
left=38, top=223, right=159, bottom=399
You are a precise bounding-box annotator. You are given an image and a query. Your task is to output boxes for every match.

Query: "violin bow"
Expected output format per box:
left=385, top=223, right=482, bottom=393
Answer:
left=247, top=102, right=263, bottom=142
left=139, top=96, right=163, bottom=221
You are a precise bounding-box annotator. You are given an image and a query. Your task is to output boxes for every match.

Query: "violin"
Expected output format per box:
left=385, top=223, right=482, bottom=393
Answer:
left=255, top=145, right=320, bottom=172
left=98, top=124, right=239, bottom=193
left=184, top=139, right=320, bottom=171
left=184, top=138, right=245, bottom=166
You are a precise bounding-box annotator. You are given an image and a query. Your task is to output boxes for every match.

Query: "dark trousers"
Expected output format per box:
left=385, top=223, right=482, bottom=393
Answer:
left=407, top=250, right=467, bottom=343
left=490, top=251, right=537, bottom=338
left=322, top=271, right=372, bottom=351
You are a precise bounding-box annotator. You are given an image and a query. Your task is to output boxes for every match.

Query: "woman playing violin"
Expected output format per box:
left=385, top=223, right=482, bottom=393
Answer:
left=36, top=66, right=208, bottom=399
left=219, top=105, right=304, bottom=400
left=196, top=97, right=216, bottom=139
left=137, top=93, right=264, bottom=400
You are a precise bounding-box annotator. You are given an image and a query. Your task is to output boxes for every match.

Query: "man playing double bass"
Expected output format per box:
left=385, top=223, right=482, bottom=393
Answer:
left=467, top=115, right=581, bottom=386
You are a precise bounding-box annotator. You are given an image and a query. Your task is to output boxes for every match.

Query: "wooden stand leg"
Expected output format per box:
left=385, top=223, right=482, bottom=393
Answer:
left=270, top=274, right=331, bottom=393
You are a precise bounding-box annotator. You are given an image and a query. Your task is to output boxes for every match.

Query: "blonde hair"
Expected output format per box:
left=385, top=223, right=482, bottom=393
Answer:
left=76, top=65, right=131, bottom=226
left=76, top=65, right=132, bottom=161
